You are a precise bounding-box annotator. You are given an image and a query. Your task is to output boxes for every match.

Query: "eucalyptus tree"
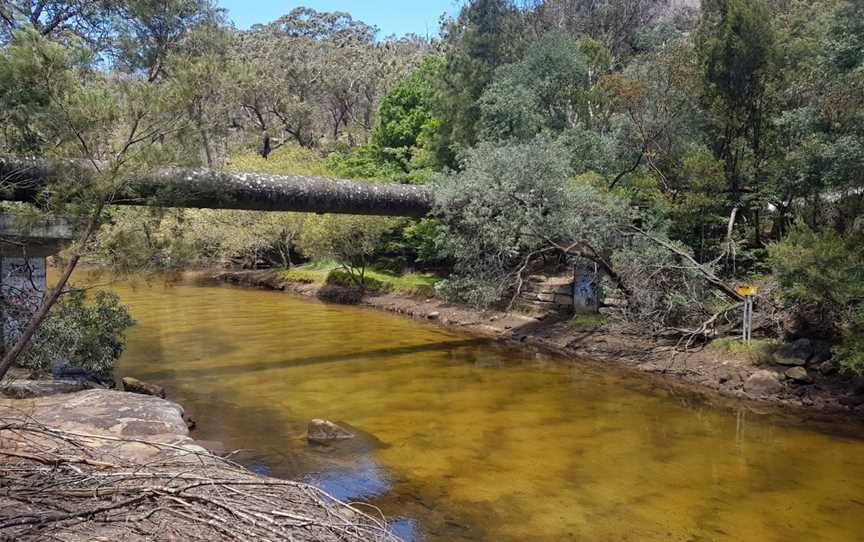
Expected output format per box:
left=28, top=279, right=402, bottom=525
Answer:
left=0, top=0, right=220, bottom=379
left=230, top=7, right=427, bottom=157
left=696, top=0, right=779, bottom=246
left=478, top=33, right=591, bottom=141
left=527, top=0, right=678, bottom=58
left=112, top=0, right=221, bottom=82
left=0, top=0, right=116, bottom=45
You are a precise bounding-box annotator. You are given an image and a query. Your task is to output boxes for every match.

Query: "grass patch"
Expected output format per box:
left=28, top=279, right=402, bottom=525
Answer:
left=228, top=145, right=333, bottom=177
left=280, top=261, right=441, bottom=296
left=568, top=313, right=609, bottom=330
left=709, top=336, right=779, bottom=364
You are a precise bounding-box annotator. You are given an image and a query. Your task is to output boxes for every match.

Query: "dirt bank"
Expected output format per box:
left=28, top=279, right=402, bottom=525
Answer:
left=0, top=387, right=400, bottom=541
left=214, top=269, right=864, bottom=419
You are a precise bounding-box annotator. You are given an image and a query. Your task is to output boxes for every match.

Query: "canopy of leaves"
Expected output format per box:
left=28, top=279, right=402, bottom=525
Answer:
left=433, top=136, right=632, bottom=306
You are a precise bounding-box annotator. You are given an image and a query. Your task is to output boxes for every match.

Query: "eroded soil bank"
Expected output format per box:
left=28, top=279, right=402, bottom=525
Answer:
left=214, top=269, right=864, bottom=419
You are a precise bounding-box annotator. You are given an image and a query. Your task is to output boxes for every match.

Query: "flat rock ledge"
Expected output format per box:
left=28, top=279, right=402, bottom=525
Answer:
left=0, top=389, right=401, bottom=542
left=1, top=388, right=200, bottom=463
left=0, top=379, right=96, bottom=399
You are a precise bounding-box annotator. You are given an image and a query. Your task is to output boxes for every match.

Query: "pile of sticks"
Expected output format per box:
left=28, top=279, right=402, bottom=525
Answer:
left=0, top=412, right=402, bottom=542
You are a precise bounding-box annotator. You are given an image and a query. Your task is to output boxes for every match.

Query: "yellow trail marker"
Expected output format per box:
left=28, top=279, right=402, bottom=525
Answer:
left=736, top=284, right=759, bottom=297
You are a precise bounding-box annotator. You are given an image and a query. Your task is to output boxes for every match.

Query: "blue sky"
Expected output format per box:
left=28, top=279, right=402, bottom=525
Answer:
left=217, top=1, right=464, bottom=38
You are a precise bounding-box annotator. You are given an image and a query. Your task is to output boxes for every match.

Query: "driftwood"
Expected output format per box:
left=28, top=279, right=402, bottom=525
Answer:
left=0, top=155, right=433, bottom=217
left=0, top=411, right=402, bottom=542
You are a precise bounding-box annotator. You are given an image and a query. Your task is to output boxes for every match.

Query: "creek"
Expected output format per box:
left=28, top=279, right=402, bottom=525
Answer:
left=97, top=272, right=864, bottom=542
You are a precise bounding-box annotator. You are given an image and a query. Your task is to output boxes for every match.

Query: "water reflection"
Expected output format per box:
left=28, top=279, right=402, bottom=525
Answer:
left=306, top=457, right=392, bottom=501
left=89, top=271, right=864, bottom=542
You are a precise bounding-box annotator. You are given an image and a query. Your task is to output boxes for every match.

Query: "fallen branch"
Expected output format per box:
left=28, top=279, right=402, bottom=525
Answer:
left=0, top=413, right=402, bottom=542
left=667, top=302, right=744, bottom=350
left=631, top=226, right=744, bottom=303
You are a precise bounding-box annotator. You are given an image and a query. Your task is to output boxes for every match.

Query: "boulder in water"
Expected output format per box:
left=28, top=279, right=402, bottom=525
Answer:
left=122, top=377, right=166, bottom=399
left=307, top=419, right=354, bottom=444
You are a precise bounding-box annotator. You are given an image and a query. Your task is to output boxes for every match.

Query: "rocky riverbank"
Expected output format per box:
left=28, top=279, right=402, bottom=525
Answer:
left=214, top=269, right=864, bottom=419
left=0, top=385, right=401, bottom=541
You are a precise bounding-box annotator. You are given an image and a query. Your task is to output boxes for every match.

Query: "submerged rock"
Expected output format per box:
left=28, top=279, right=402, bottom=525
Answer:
left=743, top=370, right=784, bottom=396
left=122, top=377, right=166, bottom=398
left=307, top=419, right=355, bottom=444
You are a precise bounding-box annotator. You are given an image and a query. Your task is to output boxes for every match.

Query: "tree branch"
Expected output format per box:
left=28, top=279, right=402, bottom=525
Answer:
left=631, top=226, right=744, bottom=303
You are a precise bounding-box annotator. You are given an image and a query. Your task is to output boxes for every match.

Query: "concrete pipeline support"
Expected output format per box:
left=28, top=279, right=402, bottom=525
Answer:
left=0, top=155, right=434, bottom=218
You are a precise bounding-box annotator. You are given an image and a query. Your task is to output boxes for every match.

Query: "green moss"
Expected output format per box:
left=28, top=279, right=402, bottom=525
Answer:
left=568, top=313, right=609, bottom=330
left=280, top=262, right=440, bottom=296
left=709, top=337, right=779, bottom=364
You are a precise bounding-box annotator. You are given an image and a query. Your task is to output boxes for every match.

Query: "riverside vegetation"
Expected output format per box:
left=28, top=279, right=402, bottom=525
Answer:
left=1, top=0, right=863, bottom=391
left=1, top=1, right=864, bottom=539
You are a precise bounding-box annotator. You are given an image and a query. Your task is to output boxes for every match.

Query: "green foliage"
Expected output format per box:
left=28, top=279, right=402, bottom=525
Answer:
left=433, top=136, right=631, bottom=307
left=402, top=219, right=445, bottom=264
left=94, top=208, right=195, bottom=271
left=709, top=336, right=778, bottom=365
left=17, top=289, right=135, bottom=379
left=299, top=215, right=399, bottom=290
left=229, top=145, right=332, bottom=177
left=0, top=27, right=96, bottom=153
left=478, top=33, right=590, bottom=141
left=113, top=0, right=219, bottom=80
left=769, top=225, right=864, bottom=374
left=432, top=0, right=525, bottom=165
left=281, top=261, right=440, bottom=296
left=325, top=145, right=405, bottom=181
left=478, top=78, right=545, bottom=141
left=0, top=2, right=112, bottom=44
left=769, top=225, right=864, bottom=311
left=697, top=0, right=778, bottom=201
left=372, top=56, right=444, bottom=172
left=827, top=0, right=864, bottom=73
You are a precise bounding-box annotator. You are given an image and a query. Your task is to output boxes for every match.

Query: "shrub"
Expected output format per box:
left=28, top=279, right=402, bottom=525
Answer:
left=768, top=225, right=864, bottom=374
left=11, top=289, right=135, bottom=379
left=299, top=215, right=399, bottom=290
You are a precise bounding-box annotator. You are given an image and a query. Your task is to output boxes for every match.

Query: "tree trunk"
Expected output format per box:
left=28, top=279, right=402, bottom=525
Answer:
left=0, top=155, right=434, bottom=218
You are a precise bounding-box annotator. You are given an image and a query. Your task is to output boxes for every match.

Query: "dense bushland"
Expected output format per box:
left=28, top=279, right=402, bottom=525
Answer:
left=1, top=0, right=863, bottom=376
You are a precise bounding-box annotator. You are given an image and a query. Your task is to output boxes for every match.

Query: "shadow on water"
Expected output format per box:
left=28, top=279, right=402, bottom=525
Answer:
left=136, top=338, right=488, bottom=381
left=83, top=270, right=864, bottom=542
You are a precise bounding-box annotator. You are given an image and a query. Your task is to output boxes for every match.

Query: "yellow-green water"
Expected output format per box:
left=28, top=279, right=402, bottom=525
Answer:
left=100, top=273, right=864, bottom=542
